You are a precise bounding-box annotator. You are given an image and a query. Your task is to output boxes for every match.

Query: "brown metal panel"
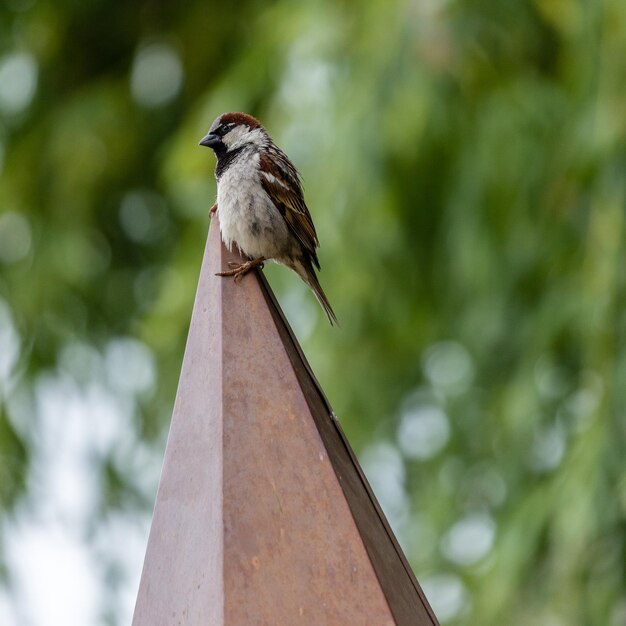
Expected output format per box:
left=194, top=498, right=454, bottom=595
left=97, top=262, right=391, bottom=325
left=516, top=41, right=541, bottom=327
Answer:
left=259, top=277, right=439, bottom=625
left=218, top=224, right=395, bottom=625
left=133, top=225, right=224, bottom=625
left=133, top=218, right=438, bottom=625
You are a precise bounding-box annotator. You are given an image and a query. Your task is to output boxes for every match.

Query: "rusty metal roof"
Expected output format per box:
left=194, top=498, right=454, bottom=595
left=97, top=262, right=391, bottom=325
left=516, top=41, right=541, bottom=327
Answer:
left=132, top=218, right=438, bottom=625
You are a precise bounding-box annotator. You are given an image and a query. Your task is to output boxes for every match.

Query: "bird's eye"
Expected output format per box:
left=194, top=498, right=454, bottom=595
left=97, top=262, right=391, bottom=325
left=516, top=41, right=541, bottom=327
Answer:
left=217, top=123, right=234, bottom=135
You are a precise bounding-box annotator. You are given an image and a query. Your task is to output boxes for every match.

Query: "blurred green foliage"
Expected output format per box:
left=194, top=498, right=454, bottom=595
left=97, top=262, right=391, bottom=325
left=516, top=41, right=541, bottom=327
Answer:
left=1, top=0, right=626, bottom=623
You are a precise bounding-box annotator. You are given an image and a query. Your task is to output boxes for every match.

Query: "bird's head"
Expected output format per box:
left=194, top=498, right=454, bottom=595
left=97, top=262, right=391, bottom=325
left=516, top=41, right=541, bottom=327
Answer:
left=199, top=112, right=266, bottom=155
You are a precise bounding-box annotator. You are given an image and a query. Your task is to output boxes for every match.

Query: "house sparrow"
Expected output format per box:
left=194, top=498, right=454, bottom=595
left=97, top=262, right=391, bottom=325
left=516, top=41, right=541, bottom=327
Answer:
left=199, top=112, right=337, bottom=325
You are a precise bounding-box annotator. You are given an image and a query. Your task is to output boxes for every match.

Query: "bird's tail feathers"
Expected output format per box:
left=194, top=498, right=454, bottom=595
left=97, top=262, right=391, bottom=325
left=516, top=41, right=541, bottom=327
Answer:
left=295, top=261, right=338, bottom=326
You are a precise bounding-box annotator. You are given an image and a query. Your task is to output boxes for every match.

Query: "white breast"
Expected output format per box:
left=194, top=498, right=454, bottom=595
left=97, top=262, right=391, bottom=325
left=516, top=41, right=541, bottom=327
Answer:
left=216, top=150, right=292, bottom=260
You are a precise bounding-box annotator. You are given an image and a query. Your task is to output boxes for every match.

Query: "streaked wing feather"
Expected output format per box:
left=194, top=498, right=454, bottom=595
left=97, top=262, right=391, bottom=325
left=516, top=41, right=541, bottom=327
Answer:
left=259, top=151, right=320, bottom=268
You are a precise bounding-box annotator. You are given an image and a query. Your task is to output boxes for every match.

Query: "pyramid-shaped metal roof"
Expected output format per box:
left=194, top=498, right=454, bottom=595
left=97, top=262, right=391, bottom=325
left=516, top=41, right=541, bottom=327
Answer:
left=133, top=218, right=438, bottom=625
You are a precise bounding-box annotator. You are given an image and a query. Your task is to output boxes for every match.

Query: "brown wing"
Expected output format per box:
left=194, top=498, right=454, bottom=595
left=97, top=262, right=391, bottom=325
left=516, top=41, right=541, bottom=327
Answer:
left=259, top=149, right=320, bottom=269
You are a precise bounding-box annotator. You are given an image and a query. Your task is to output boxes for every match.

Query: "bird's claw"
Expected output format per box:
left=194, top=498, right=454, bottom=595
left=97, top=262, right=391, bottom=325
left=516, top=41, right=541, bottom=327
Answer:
left=215, top=267, right=247, bottom=284
left=209, top=203, right=218, bottom=217
left=215, top=258, right=266, bottom=283
left=225, top=260, right=265, bottom=270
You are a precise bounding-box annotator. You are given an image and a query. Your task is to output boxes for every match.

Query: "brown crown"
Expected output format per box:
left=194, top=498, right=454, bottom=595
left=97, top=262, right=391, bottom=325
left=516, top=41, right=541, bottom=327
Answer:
left=218, top=112, right=263, bottom=130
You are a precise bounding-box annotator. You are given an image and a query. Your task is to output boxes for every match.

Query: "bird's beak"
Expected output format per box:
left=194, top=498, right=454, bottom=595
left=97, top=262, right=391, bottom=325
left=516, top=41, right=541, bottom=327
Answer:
left=199, top=133, right=221, bottom=148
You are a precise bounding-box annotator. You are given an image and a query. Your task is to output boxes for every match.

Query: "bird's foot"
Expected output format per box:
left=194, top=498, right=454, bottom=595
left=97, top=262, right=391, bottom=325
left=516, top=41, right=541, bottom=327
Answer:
left=216, top=258, right=265, bottom=284
left=209, top=203, right=218, bottom=217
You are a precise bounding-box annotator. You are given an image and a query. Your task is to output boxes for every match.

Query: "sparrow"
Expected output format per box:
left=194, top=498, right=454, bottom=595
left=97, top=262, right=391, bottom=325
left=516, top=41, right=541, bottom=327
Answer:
left=199, top=112, right=338, bottom=325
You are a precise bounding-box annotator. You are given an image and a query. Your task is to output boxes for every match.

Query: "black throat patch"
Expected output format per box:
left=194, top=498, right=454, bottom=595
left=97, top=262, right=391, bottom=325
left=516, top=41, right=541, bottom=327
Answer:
left=215, top=145, right=247, bottom=179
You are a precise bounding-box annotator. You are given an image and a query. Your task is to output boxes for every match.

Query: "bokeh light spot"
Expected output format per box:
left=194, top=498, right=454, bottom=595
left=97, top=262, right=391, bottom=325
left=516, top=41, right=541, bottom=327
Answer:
left=529, top=424, right=565, bottom=473
left=104, top=338, right=156, bottom=396
left=441, top=512, right=496, bottom=566
left=423, top=341, right=474, bottom=394
left=0, top=299, right=20, bottom=391
left=130, top=43, right=183, bottom=108
left=0, top=51, right=38, bottom=115
left=397, top=403, right=450, bottom=460
left=361, top=441, right=409, bottom=533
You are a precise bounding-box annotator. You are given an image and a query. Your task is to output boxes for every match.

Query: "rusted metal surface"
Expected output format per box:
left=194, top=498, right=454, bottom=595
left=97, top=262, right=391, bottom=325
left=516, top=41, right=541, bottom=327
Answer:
left=133, top=218, right=438, bottom=625
left=133, top=219, right=224, bottom=626
left=259, top=277, right=439, bottom=625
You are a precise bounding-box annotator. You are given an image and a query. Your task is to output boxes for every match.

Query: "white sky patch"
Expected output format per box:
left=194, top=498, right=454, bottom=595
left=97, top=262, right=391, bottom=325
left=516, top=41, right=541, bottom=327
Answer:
left=6, top=521, right=100, bottom=626
left=0, top=51, right=38, bottom=115
left=130, top=42, right=183, bottom=108
left=361, top=441, right=411, bottom=541
left=0, top=299, right=20, bottom=395
left=2, top=351, right=153, bottom=625
left=104, top=338, right=156, bottom=397
left=0, top=588, right=18, bottom=625
left=93, top=512, right=151, bottom=624
left=441, top=512, right=496, bottom=566
left=397, top=403, right=450, bottom=460
left=31, top=373, right=131, bottom=523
